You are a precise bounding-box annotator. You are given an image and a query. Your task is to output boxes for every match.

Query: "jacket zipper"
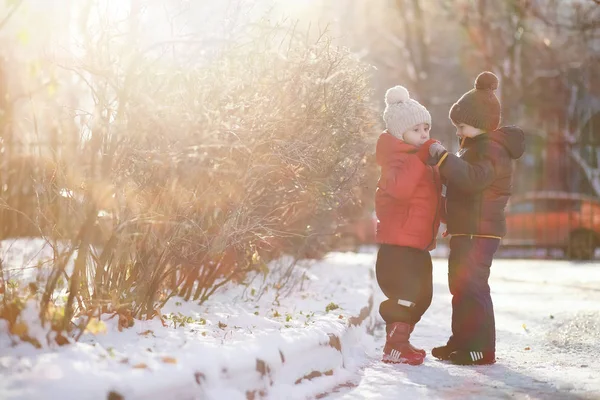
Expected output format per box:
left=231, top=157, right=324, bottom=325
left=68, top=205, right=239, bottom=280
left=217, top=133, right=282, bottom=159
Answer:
left=424, top=166, right=440, bottom=251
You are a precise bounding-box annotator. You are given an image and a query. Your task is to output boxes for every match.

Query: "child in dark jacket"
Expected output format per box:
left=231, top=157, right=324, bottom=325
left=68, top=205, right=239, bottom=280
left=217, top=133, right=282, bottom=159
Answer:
left=375, top=85, right=442, bottom=366
left=419, top=71, right=525, bottom=365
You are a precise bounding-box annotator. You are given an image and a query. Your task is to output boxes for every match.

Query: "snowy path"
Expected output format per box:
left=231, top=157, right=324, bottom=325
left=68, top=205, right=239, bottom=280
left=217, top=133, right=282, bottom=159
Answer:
left=324, top=257, right=600, bottom=400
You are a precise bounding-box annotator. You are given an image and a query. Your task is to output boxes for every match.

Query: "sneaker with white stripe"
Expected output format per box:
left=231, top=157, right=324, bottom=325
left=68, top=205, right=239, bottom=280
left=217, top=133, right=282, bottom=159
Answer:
left=449, top=350, right=496, bottom=365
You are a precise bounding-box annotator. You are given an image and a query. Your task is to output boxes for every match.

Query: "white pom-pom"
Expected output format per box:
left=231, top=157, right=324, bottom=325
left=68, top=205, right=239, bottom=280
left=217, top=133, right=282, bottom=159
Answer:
left=385, top=85, right=410, bottom=105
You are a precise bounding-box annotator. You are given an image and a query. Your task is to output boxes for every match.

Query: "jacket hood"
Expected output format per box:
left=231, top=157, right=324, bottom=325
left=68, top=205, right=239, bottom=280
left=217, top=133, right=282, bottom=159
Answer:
left=376, top=132, right=417, bottom=166
left=489, top=125, right=525, bottom=159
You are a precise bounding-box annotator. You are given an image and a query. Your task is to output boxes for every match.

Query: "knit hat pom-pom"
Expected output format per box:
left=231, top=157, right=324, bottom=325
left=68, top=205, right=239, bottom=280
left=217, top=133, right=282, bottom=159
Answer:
left=474, top=71, right=499, bottom=91
left=385, top=85, right=410, bottom=105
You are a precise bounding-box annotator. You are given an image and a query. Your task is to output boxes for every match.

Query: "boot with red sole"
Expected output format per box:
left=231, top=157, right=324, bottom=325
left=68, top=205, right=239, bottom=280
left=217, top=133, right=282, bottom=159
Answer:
left=382, top=322, right=425, bottom=365
left=409, top=325, right=426, bottom=357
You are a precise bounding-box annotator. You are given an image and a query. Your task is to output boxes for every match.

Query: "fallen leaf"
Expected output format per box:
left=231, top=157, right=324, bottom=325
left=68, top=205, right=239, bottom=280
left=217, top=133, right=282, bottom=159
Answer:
left=10, top=322, right=28, bottom=337
left=133, top=363, right=148, bottom=369
left=524, top=347, right=531, bottom=351
left=139, top=330, right=154, bottom=336
left=107, top=391, right=124, bottom=400
left=161, top=356, right=177, bottom=364
left=195, top=372, right=205, bottom=384
left=85, top=319, right=107, bottom=335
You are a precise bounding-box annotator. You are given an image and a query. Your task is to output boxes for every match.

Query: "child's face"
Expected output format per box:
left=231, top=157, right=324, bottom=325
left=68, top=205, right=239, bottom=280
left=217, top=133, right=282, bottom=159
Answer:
left=454, top=123, right=483, bottom=139
left=402, top=123, right=431, bottom=146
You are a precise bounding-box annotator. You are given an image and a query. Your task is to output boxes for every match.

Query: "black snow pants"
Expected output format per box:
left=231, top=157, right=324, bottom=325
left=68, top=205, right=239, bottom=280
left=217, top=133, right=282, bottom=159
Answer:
left=447, top=235, right=500, bottom=352
left=375, top=244, right=433, bottom=326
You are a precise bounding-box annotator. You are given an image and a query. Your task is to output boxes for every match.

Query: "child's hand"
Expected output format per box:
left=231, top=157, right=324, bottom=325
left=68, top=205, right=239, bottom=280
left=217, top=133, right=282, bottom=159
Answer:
left=416, top=139, right=440, bottom=163
left=429, top=142, right=447, bottom=160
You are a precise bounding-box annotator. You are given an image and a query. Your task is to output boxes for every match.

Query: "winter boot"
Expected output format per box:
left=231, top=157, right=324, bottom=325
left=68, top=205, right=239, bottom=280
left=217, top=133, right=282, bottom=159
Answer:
left=382, top=322, right=425, bottom=365
left=449, top=350, right=496, bottom=365
left=409, top=325, right=426, bottom=357
left=431, top=344, right=456, bottom=361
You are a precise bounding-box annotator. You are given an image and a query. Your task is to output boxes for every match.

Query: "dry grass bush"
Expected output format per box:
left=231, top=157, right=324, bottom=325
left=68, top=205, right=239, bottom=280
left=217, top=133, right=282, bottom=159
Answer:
left=0, top=152, right=86, bottom=241
left=1, top=12, right=377, bottom=344
left=101, top=22, right=377, bottom=318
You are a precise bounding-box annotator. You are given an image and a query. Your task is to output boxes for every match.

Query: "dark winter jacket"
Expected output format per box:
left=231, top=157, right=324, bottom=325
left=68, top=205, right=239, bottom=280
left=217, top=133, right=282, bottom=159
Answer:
left=375, top=132, right=442, bottom=251
left=439, top=126, right=525, bottom=237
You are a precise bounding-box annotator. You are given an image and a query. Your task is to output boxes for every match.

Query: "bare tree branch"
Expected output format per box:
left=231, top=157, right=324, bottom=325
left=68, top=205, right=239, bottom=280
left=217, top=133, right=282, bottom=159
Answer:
left=0, top=0, right=24, bottom=32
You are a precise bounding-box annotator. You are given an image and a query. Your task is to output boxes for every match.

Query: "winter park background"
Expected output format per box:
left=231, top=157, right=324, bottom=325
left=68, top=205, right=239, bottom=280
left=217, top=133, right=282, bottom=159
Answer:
left=0, top=0, right=599, bottom=399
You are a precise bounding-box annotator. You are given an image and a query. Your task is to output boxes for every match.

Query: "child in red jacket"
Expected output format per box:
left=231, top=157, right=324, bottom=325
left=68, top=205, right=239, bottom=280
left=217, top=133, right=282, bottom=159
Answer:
left=375, top=85, right=442, bottom=365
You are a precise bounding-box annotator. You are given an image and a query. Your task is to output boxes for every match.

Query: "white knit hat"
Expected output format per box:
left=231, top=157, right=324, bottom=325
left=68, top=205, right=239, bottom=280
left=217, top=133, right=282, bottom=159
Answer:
left=383, top=86, right=431, bottom=140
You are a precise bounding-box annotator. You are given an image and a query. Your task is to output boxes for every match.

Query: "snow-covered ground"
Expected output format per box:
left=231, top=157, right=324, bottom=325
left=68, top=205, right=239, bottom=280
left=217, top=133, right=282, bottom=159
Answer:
left=0, top=243, right=376, bottom=400
left=2, top=238, right=600, bottom=399
left=324, top=257, right=600, bottom=400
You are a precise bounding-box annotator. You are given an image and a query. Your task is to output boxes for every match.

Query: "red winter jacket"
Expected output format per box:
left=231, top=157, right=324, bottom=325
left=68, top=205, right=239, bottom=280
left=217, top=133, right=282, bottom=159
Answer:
left=375, top=132, right=442, bottom=251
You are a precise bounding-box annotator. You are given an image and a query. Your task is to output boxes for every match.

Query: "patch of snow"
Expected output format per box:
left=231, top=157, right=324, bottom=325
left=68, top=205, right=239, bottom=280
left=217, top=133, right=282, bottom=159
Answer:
left=324, top=258, right=600, bottom=399
left=4, top=238, right=600, bottom=399
left=0, top=247, right=376, bottom=400
left=1, top=238, right=75, bottom=286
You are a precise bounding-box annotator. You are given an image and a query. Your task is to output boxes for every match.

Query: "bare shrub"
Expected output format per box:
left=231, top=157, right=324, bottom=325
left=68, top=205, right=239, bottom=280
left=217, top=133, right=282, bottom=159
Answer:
left=1, top=3, right=377, bottom=341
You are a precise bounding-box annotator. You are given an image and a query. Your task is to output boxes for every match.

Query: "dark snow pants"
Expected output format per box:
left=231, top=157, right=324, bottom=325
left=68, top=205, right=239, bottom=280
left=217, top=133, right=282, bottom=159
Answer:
left=375, top=244, right=433, bottom=325
left=447, top=235, right=500, bottom=352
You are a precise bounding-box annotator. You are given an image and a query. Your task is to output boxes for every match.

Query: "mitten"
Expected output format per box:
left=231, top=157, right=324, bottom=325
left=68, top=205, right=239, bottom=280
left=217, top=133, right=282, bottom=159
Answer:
left=416, top=139, right=439, bottom=163
left=429, top=142, right=448, bottom=163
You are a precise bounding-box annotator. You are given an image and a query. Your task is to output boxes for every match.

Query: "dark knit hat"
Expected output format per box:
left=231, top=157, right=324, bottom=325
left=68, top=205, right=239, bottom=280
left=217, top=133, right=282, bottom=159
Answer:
left=449, top=71, right=501, bottom=132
